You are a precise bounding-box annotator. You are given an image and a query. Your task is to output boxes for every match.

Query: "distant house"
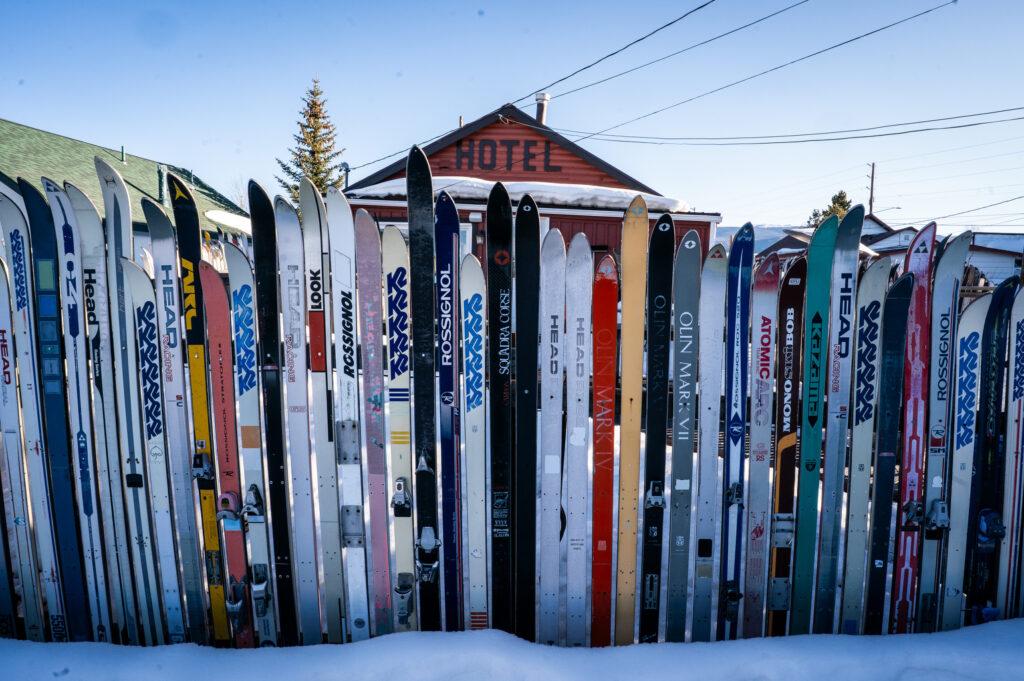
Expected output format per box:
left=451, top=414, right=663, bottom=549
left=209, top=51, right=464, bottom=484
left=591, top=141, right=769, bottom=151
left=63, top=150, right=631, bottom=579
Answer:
left=345, top=100, right=721, bottom=260
left=0, top=118, right=249, bottom=240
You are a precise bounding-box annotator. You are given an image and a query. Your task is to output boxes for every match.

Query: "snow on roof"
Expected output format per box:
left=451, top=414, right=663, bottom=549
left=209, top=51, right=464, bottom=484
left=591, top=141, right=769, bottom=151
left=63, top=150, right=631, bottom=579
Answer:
left=345, top=176, right=690, bottom=213
left=205, top=209, right=252, bottom=235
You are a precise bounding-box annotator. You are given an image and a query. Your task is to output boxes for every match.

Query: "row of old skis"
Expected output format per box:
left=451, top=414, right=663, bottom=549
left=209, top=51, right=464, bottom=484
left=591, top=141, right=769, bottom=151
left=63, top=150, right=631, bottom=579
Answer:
left=2, top=146, right=1024, bottom=648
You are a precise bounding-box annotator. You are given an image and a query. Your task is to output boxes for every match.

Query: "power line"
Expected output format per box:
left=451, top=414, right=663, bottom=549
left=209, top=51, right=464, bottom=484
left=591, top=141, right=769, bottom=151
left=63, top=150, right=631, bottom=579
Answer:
left=511, top=0, right=719, bottom=105
left=882, top=147, right=1024, bottom=175
left=883, top=162, right=1024, bottom=187
left=347, top=127, right=459, bottom=172
left=550, top=0, right=813, bottom=100
left=879, top=134, right=1024, bottom=164
left=566, top=0, right=959, bottom=143
left=895, top=194, right=1024, bottom=223
left=554, top=105, right=1024, bottom=142
left=890, top=182, right=1024, bottom=199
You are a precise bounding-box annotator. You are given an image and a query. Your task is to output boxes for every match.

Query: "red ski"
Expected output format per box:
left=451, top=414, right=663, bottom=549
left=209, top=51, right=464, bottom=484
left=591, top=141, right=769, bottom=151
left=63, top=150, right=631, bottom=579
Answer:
left=202, top=261, right=254, bottom=647
left=891, top=223, right=937, bottom=633
left=590, top=254, right=618, bottom=647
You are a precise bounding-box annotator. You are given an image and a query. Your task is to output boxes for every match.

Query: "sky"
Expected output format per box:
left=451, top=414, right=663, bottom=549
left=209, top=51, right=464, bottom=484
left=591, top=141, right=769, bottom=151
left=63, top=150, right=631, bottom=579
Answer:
left=4, top=0, right=1023, bottom=229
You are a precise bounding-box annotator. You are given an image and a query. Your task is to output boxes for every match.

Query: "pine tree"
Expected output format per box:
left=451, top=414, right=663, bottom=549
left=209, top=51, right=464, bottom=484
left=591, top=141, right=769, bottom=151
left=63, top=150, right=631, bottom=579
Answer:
left=276, top=79, right=346, bottom=203
left=806, top=190, right=852, bottom=227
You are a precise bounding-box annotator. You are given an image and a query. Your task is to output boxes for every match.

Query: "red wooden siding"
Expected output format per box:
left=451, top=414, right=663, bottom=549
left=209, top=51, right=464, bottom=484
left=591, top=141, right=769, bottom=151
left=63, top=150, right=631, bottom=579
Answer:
left=381, top=119, right=632, bottom=188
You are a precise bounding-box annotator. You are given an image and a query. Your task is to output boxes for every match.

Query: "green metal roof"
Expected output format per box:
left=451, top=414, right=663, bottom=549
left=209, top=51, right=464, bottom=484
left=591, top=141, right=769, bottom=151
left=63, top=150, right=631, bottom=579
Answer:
left=0, top=117, right=247, bottom=232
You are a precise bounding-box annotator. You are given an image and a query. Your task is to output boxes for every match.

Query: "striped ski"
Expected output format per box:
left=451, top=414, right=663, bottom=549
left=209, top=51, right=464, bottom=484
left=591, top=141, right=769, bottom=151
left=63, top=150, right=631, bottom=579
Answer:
left=790, top=215, right=839, bottom=634
left=638, top=216, right=675, bottom=643
left=564, top=232, right=593, bottom=647
left=840, top=256, right=891, bottom=634
left=537, top=227, right=566, bottom=646
left=459, top=253, right=488, bottom=630
left=892, top=222, right=937, bottom=633
left=615, top=195, right=649, bottom=645
left=382, top=225, right=417, bottom=631
left=743, top=252, right=780, bottom=638
left=591, top=254, right=618, bottom=646
left=299, top=179, right=346, bottom=642
left=665, top=230, right=701, bottom=642
left=720, top=223, right=753, bottom=640
left=224, top=243, right=278, bottom=645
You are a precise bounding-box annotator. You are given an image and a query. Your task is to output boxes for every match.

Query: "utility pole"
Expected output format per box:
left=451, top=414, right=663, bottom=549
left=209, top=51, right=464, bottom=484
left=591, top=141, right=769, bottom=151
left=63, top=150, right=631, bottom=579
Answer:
left=868, top=162, right=876, bottom=215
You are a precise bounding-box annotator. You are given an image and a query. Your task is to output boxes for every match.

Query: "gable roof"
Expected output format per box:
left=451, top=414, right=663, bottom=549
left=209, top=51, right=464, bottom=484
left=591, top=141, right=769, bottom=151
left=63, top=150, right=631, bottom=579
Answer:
left=0, top=118, right=247, bottom=232
left=347, top=104, right=660, bottom=195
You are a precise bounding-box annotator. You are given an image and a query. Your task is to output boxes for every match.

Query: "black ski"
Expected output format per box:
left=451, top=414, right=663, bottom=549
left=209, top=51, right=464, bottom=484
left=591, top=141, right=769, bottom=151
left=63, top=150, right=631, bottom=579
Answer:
left=965, top=276, right=1019, bottom=623
left=513, top=193, right=539, bottom=641
left=637, top=215, right=676, bottom=642
left=407, top=147, right=441, bottom=630
left=19, top=179, right=91, bottom=641
left=486, top=182, right=515, bottom=633
left=863, top=272, right=914, bottom=634
left=248, top=181, right=298, bottom=644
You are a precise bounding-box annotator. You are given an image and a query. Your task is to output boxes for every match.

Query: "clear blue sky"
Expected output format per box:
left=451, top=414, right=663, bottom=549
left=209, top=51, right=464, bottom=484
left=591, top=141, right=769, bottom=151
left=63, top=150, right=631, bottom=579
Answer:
left=4, top=0, right=1022, bottom=228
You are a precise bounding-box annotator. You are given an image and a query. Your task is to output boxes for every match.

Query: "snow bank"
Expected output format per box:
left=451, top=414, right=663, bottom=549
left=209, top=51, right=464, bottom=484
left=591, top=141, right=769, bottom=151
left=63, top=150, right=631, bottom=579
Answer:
left=346, top=176, right=690, bottom=213
left=3, top=620, right=1022, bottom=681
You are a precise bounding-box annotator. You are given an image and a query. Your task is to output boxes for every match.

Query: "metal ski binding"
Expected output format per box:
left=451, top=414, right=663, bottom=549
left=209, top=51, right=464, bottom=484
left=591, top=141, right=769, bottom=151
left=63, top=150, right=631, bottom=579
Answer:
left=225, top=580, right=246, bottom=629
left=342, top=503, right=365, bottom=548
left=902, top=500, right=924, bottom=527
left=192, top=450, right=212, bottom=479
left=251, top=566, right=271, bottom=618
left=644, top=481, right=665, bottom=509
left=240, top=484, right=266, bottom=524
left=722, top=580, right=743, bottom=618
left=415, top=453, right=434, bottom=474
left=394, top=572, right=415, bottom=624
left=418, top=526, right=439, bottom=553
left=392, top=477, right=412, bottom=517
left=416, top=560, right=439, bottom=583
left=217, top=491, right=241, bottom=521
left=338, top=418, right=360, bottom=465
left=925, top=499, right=950, bottom=531
left=771, top=513, right=795, bottom=547
left=725, top=481, right=743, bottom=506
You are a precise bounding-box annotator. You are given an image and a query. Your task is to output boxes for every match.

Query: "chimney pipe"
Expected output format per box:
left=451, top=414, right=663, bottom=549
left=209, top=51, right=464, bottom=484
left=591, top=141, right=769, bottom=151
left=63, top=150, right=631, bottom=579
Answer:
left=535, top=92, right=550, bottom=125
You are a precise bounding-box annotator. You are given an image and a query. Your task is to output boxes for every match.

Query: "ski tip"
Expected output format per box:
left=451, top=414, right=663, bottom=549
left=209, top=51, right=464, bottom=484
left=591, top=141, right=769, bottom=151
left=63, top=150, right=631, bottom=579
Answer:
left=677, top=228, right=702, bottom=260
left=844, top=204, right=866, bottom=224
left=516, top=193, right=539, bottom=223
left=460, top=252, right=481, bottom=273
left=596, top=253, right=618, bottom=281
left=569, top=230, right=591, bottom=255
left=626, top=194, right=647, bottom=219
left=706, top=243, right=727, bottom=260
left=406, top=145, right=431, bottom=178
left=541, top=224, right=566, bottom=254
left=756, top=251, right=780, bottom=280
left=653, top=213, right=676, bottom=238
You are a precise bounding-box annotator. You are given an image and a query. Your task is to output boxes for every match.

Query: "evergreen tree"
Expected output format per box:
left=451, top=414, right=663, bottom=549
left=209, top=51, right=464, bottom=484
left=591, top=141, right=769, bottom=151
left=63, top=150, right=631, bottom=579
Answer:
left=276, top=79, right=345, bottom=203
left=806, top=190, right=852, bottom=227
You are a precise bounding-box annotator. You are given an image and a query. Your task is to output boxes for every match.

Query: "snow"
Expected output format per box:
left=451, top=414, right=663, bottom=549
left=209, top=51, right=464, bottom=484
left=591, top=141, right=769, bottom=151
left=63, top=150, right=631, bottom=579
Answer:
left=204, top=209, right=252, bottom=235
left=3, top=620, right=1023, bottom=681
left=346, top=176, right=691, bottom=213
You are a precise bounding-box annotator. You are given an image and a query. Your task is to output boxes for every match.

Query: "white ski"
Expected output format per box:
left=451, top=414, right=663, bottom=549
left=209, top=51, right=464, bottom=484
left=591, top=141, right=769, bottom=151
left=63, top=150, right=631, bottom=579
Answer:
left=839, top=256, right=890, bottom=633
left=564, top=232, right=592, bottom=646
left=537, top=227, right=566, bottom=645
left=459, top=253, right=488, bottom=630
left=942, top=293, right=992, bottom=630
left=274, top=197, right=321, bottom=643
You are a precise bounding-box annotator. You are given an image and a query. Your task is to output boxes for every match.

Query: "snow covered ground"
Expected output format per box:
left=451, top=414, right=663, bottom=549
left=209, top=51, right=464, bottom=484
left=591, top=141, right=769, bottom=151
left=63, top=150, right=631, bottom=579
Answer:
left=3, top=620, right=1022, bottom=681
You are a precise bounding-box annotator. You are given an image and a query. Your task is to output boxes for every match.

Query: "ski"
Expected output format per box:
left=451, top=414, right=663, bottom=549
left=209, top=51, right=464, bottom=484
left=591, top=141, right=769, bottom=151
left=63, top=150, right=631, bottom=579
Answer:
left=665, top=230, right=701, bottom=642
left=840, top=256, right=891, bottom=634
left=123, top=258, right=187, bottom=642
left=485, top=182, right=514, bottom=633
left=766, top=256, right=806, bottom=637
left=965, top=275, right=1018, bottom=624
left=537, top=227, right=566, bottom=646
left=919, top=231, right=973, bottom=631
left=42, top=179, right=110, bottom=642
left=435, top=191, right=462, bottom=631
left=790, top=214, right=839, bottom=634
left=815, top=206, right=865, bottom=633
left=298, top=179, right=346, bottom=642
left=197, top=260, right=253, bottom=646
left=743, top=252, right=780, bottom=638
left=19, top=179, right=92, bottom=641
left=407, top=148, right=441, bottom=630
left=591, top=254, right=618, bottom=647
left=941, top=293, right=991, bottom=630
left=692, top=244, right=727, bottom=641
left=248, top=181, right=298, bottom=644
left=719, top=223, right=753, bottom=640
left=459, top=253, right=488, bottom=630
left=998, top=284, right=1024, bottom=619
left=273, top=196, right=321, bottom=644
left=864, top=273, right=915, bottom=634
left=637, top=216, right=675, bottom=643
left=345, top=209, right=377, bottom=643
left=615, top=195, right=648, bottom=645
left=0, top=257, right=44, bottom=640
left=564, top=232, right=593, bottom=647
left=224, top=243, right=278, bottom=646
left=166, top=171, right=230, bottom=644
left=513, top=193, right=540, bottom=641
left=143, top=197, right=208, bottom=643
left=381, top=225, right=417, bottom=631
